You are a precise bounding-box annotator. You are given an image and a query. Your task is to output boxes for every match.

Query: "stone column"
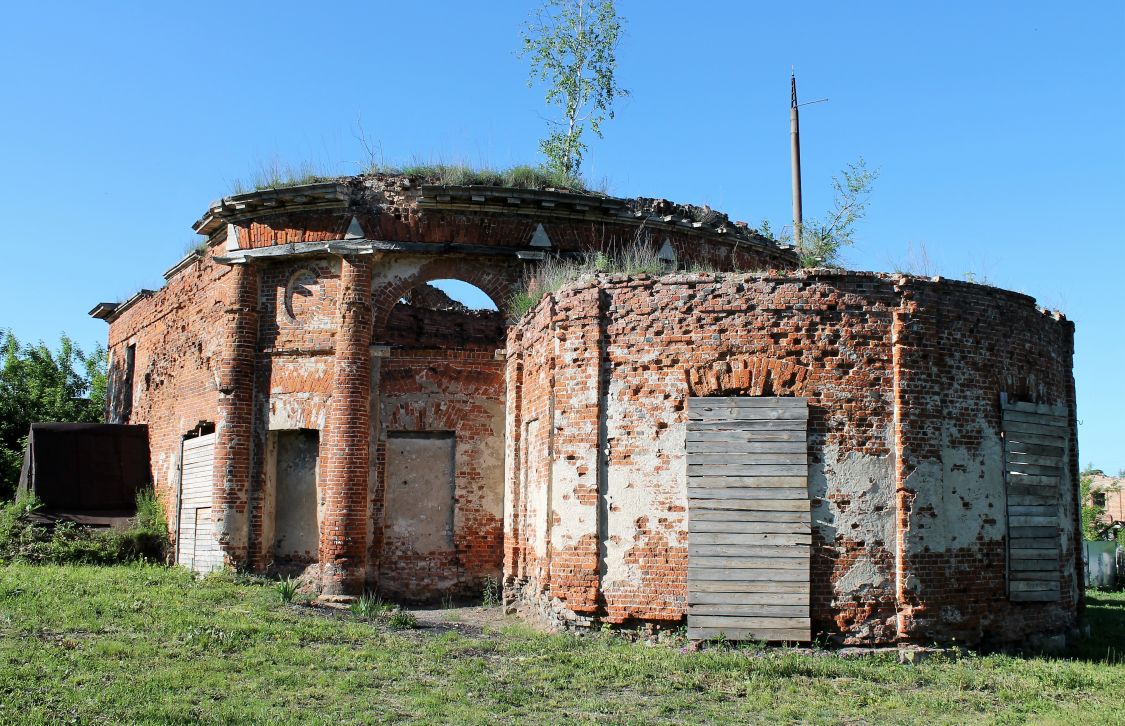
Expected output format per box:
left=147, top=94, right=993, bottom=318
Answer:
left=320, top=253, right=374, bottom=598
left=213, top=261, right=259, bottom=565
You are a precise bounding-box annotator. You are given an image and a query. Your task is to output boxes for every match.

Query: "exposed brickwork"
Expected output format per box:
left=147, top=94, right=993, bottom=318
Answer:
left=213, top=262, right=259, bottom=563
left=103, top=246, right=228, bottom=548
left=382, top=303, right=505, bottom=351
left=891, top=277, right=1080, bottom=645
left=319, top=255, right=374, bottom=595
left=244, top=259, right=342, bottom=570
left=505, top=271, right=1078, bottom=645
left=103, top=177, right=1076, bottom=645
left=245, top=211, right=349, bottom=248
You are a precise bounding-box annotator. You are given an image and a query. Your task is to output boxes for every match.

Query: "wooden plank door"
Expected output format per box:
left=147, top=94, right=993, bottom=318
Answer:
left=177, top=433, right=221, bottom=573
left=686, top=396, right=811, bottom=642
left=1001, top=397, right=1068, bottom=602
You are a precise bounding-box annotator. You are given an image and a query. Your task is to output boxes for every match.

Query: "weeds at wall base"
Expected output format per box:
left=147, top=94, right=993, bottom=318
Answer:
left=0, top=491, right=168, bottom=566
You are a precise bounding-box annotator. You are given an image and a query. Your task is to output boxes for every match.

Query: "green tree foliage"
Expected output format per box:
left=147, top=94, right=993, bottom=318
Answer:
left=796, top=158, right=879, bottom=268
left=0, top=331, right=107, bottom=499
left=1079, top=467, right=1113, bottom=541
left=520, top=0, right=628, bottom=178
left=757, top=159, right=878, bottom=268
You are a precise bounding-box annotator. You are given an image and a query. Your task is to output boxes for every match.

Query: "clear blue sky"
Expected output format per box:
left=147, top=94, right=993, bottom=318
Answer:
left=0, top=1, right=1121, bottom=471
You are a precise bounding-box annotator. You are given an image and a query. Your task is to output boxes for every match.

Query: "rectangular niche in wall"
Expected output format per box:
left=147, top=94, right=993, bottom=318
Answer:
left=1001, top=396, right=1069, bottom=603
left=272, top=429, right=320, bottom=563
left=686, top=396, right=811, bottom=642
left=384, top=431, right=457, bottom=556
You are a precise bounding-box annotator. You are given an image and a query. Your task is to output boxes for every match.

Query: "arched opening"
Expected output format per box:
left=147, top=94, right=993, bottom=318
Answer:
left=374, top=275, right=507, bottom=602
left=383, top=278, right=505, bottom=351
left=425, top=279, right=499, bottom=311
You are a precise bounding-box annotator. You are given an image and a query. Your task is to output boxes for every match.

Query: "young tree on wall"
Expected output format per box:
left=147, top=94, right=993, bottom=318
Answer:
left=760, top=158, right=879, bottom=268
left=796, top=158, right=878, bottom=268
left=519, top=0, right=628, bottom=179
left=0, top=331, right=106, bottom=500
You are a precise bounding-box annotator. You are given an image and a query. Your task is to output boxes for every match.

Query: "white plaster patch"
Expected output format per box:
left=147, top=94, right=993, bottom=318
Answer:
left=269, top=393, right=330, bottom=431
left=600, top=374, right=686, bottom=593
left=810, top=443, right=896, bottom=545
left=901, top=417, right=1006, bottom=554
left=808, top=439, right=897, bottom=601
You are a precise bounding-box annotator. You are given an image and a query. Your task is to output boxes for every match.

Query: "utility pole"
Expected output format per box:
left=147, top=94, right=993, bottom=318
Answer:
left=790, top=70, right=803, bottom=249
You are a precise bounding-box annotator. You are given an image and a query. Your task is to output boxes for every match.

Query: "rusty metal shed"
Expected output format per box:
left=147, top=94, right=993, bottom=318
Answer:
left=17, top=423, right=151, bottom=525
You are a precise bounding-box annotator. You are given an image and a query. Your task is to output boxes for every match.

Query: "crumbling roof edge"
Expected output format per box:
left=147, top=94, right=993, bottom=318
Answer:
left=415, top=184, right=790, bottom=255
left=189, top=175, right=794, bottom=258
left=193, top=181, right=351, bottom=235
left=163, top=250, right=203, bottom=281
left=88, top=302, right=119, bottom=320
left=89, top=289, right=156, bottom=324
left=535, top=269, right=1064, bottom=320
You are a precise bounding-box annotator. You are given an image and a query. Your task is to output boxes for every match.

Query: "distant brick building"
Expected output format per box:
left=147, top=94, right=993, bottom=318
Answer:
left=1088, top=473, right=1125, bottom=532
left=92, top=173, right=1081, bottom=646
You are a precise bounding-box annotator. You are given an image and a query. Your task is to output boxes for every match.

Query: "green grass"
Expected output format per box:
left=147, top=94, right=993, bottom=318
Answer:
left=0, top=565, right=1122, bottom=725
left=229, top=160, right=590, bottom=195
left=349, top=591, right=394, bottom=620
left=370, top=162, right=588, bottom=192
left=507, top=244, right=672, bottom=318
left=0, top=493, right=167, bottom=566
left=230, top=160, right=337, bottom=194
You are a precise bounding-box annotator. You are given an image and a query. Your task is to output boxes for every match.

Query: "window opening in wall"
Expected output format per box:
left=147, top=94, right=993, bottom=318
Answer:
left=118, top=343, right=136, bottom=422
left=423, top=280, right=498, bottom=311
left=384, top=279, right=504, bottom=351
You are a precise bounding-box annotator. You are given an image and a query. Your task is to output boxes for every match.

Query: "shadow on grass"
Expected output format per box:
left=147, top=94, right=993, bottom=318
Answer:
left=1065, top=588, right=1125, bottom=663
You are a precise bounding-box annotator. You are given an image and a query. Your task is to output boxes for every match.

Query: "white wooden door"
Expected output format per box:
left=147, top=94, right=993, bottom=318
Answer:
left=686, top=397, right=811, bottom=642
left=177, top=433, right=222, bottom=573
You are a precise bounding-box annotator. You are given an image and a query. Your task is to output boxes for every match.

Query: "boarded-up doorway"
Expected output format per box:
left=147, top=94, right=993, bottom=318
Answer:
left=272, top=429, right=320, bottom=564
left=176, top=432, right=222, bottom=573
left=686, top=397, right=811, bottom=642
left=1001, top=396, right=1069, bottom=602
left=380, top=431, right=457, bottom=598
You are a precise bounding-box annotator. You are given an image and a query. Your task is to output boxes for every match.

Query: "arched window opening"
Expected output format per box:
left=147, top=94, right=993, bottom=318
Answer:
left=386, top=279, right=504, bottom=351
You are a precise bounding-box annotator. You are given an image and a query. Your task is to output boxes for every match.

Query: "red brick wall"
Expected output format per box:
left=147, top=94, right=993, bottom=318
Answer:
left=382, top=304, right=505, bottom=351
left=375, top=351, right=505, bottom=599
left=505, top=271, right=1078, bottom=644
left=315, top=255, right=374, bottom=595
left=105, top=176, right=799, bottom=601
left=244, top=259, right=341, bottom=570
left=892, top=278, right=1079, bottom=645
left=372, top=275, right=507, bottom=600
left=105, top=246, right=227, bottom=546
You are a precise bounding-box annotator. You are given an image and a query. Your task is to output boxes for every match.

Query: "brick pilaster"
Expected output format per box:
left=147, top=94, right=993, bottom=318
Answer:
left=213, top=262, right=259, bottom=565
left=320, top=254, right=374, bottom=597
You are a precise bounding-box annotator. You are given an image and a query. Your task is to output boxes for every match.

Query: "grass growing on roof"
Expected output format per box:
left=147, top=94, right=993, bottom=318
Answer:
left=229, top=158, right=592, bottom=195
left=506, top=243, right=671, bottom=319
left=230, top=160, right=338, bottom=194
left=368, top=161, right=588, bottom=192
left=0, top=564, right=1122, bottom=724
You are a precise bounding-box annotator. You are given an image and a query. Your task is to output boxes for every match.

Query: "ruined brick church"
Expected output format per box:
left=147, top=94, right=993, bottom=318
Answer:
left=92, top=174, right=1081, bottom=646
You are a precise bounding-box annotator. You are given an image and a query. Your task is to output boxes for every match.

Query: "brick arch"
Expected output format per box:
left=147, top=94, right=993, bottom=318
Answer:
left=685, top=356, right=811, bottom=397
left=370, top=256, right=523, bottom=338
